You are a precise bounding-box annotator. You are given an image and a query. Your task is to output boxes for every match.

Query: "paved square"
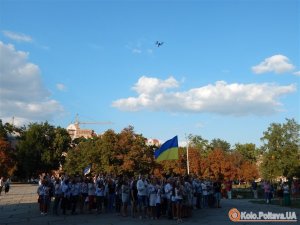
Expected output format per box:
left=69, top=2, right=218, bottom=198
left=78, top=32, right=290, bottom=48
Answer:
left=0, top=184, right=299, bottom=225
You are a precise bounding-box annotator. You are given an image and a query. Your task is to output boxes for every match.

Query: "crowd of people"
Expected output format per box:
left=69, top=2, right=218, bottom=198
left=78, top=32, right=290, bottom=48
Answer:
left=36, top=173, right=224, bottom=223
left=259, top=179, right=300, bottom=206
left=1, top=173, right=299, bottom=223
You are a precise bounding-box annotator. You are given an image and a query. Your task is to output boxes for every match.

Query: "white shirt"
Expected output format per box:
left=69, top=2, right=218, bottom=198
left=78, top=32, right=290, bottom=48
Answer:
left=201, top=183, right=208, bottom=196
left=137, top=179, right=147, bottom=196
left=88, top=182, right=95, bottom=196
left=156, top=187, right=161, bottom=204
left=95, top=186, right=105, bottom=196
left=164, top=183, right=173, bottom=199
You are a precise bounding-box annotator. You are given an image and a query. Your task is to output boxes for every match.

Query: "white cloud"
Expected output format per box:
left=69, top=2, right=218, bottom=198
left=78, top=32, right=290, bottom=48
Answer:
left=133, top=76, right=179, bottom=95
left=293, top=71, right=300, bottom=76
left=2, top=30, right=33, bottom=42
left=252, top=54, right=295, bottom=74
left=0, top=41, right=64, bottom=124
left=56, top=83, right=67, bottom=91
left=126, top=40, right=154, bottom=55
left=112, top=76, right=296, bottom=116
left=132, top=48, right=142, bottom=54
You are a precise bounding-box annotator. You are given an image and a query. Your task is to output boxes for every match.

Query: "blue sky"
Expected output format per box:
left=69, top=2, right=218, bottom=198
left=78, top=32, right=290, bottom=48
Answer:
left=0, top=0, right=299, bottom=147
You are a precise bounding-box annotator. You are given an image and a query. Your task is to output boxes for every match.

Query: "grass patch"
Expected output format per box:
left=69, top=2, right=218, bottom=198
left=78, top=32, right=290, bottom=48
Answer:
left=249, top=199, right=300, bottom=209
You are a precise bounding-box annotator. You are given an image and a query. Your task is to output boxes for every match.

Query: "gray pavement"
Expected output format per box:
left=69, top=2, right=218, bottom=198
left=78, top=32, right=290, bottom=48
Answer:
left=0, top=184, right=299, bottom=225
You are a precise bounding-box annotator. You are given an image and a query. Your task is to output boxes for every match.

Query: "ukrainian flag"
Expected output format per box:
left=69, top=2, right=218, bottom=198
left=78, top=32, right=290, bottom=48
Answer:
left=83, top=164, right=92, bottom=175
left=154, top=136, right=179, bottom=161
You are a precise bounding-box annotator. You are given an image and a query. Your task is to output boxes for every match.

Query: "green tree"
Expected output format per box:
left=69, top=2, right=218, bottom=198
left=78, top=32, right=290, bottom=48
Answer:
left=210, top=138, right=231, bottom=151
left=0, top=120, right=18, bottom=177
left=16, top=122, right=71, bottom=178
left=260, top=118, right=300, bottom=179
left=234, top=143, right=259, bottom=163
left=64, top=126, right=155, bottom=176
left=64, top=138, right=99, bottom=175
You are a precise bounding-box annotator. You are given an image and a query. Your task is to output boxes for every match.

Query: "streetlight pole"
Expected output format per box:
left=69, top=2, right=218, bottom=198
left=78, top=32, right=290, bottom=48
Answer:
left=185, top=134, right=190, bottom=175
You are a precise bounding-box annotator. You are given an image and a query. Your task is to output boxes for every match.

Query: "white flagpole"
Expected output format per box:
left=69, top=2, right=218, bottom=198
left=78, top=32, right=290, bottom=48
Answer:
left=185, top=134, right=190, bottom=175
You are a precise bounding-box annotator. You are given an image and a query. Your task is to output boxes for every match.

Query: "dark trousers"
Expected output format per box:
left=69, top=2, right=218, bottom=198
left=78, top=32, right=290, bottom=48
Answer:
left=61, top=196, right=70, bottom=214
left=195, top=193, right=202, bottom=209
left=167, top=199, right=172, bottom=219
left=71, top=195, right=79, bottom=213
left=53, top=195, right=61, bottom=214
left=156, top=203, right=161, bottom=218
left=96, top=196, right=104, bottom=212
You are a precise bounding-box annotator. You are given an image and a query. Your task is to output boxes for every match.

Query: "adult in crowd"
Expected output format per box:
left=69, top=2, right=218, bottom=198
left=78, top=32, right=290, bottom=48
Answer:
left=130, top=178, right=138, bottom=218
left=226, top=180, right=232, bottom=199
left=213, top=180, right=221, bottom=208
left=251, top=180, right=258, bottom=199
left=53, top=178, right=62, bottom=215
left=137, top=175, right=148, bottom=219
left=283, top=182, right=291, bottom=206
left=4, top=178, right=10, bottom=194
left=121, top=177, right=130, bottom=217
left=0, top=177, right=4, bottom=195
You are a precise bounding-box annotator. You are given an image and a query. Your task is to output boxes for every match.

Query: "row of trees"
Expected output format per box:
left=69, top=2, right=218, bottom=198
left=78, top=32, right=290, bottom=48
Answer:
left=0, top=121, right=71, bottom=178
left=0, top=118, right=299, bottom=181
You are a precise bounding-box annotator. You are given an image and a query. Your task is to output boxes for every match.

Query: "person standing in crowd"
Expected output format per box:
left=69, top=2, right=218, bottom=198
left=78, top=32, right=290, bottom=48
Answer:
left=70, top=178, right=80, bottom=215
left=184, top=177, right=193, bottom=217
left=121, top=177, right=130, bottom=217
left=291, top=180, right=299, bottom=200
left=61, top=178, right=71, bottom=215
left=263, top=181, right=271, bottom=204
left=276, top=182, right=283, bottom=206
left=115, top=177, right=122, bottom=215
left=37, top=180, right=45, bottom=214
left=193, top=178, right=202, bottom=209
left=80, top=178, right=88, bottom=214
left=221, top=181, right=226, bottom=198
left=175, top=180, right=184, bottom=224
left=226, top=180, right=232, bottom=199
left=207, top=181, right=215, bottom=208
left=148, top=178, right=157, bottom=219
left=201, top=181, right=208, bottom=208
left=213, top=180, right=221, bottom=208
left=130, top=177, right=138, bottom=218
left=283, top=182, right=291, bottom=206
left=43, top=180, right=50, bottom=215
left=164, top=178, right=173, bottom=219
left=107, top=176, right=115, bottom=213
left=95, top=180, right=105, bottom=214
left=251, top=180, right=258, bottom=199
left=155, top=180, right=162, bottom=220
left=0, top=177, right=4, bottom=196
left=53, top=177, right=62, bottom=215
left=137, top=175, right=148, bottom=219
left=171, top=181, right=177, bottom=220
left=4, top=178, right=10, bottom=194
left=88, top=177, right=96, bottom=213
left=37, top=179, right=50, bottom=215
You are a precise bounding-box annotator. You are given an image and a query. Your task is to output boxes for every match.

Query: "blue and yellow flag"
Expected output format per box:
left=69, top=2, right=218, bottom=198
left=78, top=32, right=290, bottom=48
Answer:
left=83, top=164, right=92, bottom=175
left=154, top=136, right=179, bottom=161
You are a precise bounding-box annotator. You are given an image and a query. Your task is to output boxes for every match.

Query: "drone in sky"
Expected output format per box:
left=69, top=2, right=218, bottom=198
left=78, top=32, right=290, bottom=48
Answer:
left=155, top=41, right=164, bottom=47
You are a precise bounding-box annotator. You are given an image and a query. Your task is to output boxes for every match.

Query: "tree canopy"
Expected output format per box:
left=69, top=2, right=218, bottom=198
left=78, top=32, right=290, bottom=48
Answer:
left=15, top=122, right=71, bottom=178
left=260, top=118, right=300, bottom=180
left=64, top=126, right=156, bottom=176
left=0, top=118, right=298, bottom=181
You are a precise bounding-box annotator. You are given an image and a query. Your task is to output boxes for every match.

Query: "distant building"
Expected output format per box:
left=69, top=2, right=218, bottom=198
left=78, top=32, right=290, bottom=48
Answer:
left=66, top=123, right=95, bottom=140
